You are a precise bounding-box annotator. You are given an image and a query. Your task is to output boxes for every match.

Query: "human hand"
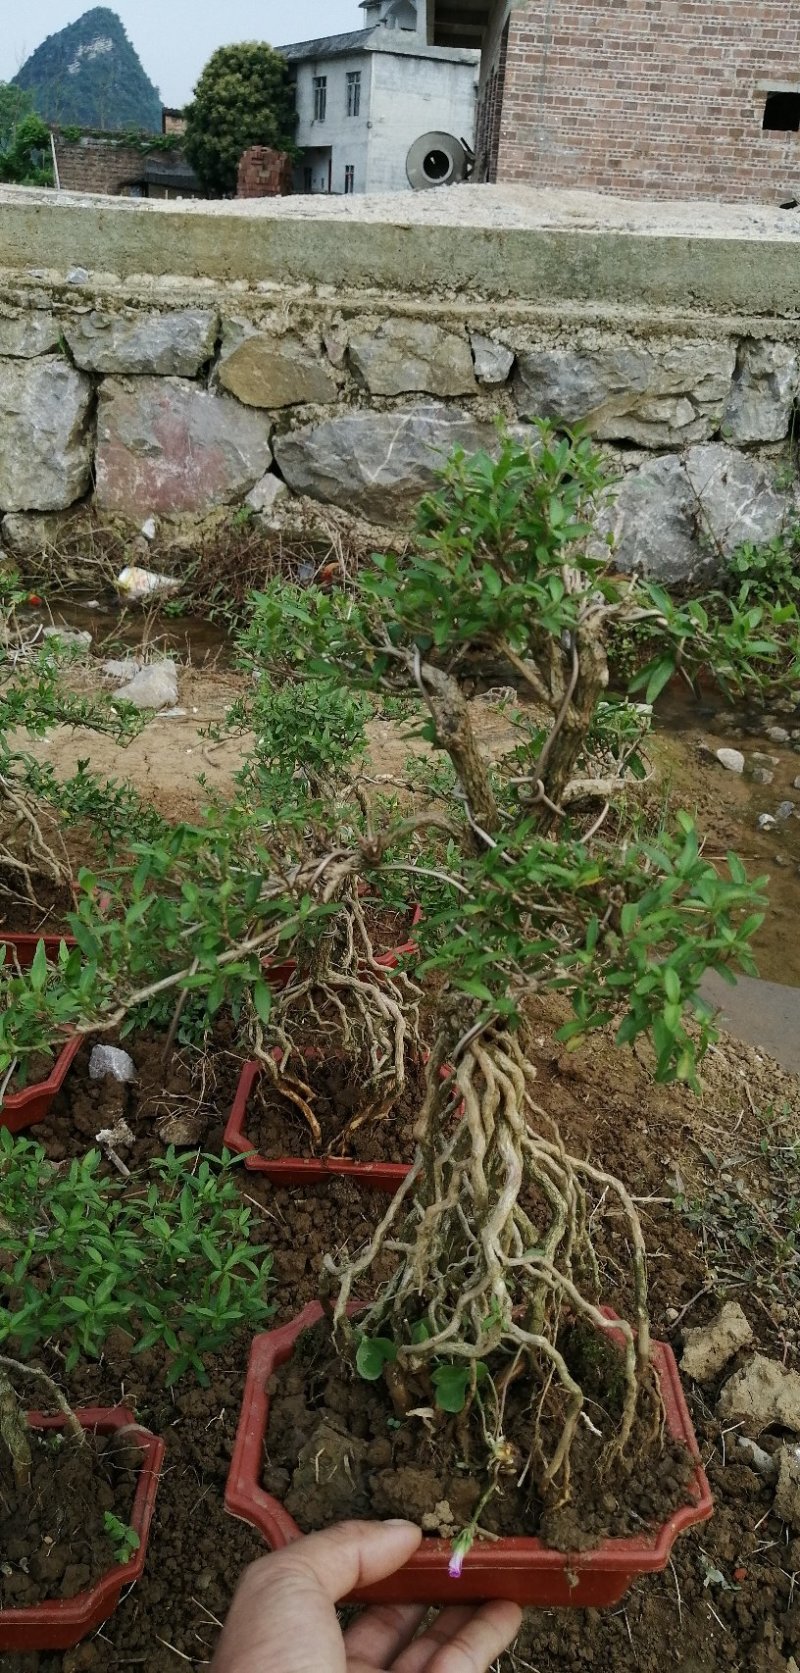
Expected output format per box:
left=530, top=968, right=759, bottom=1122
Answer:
left=211, top=1518, right=522, bottom=1672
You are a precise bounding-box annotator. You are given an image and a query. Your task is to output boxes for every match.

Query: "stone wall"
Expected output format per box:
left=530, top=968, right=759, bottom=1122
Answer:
left=0, top=186, right=799, bottom=586
left=53, top=134, right=196, bottom=198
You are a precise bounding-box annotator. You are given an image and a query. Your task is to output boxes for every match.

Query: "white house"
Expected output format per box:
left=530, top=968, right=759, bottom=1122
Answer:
left=278, top=0, right=478, bottom=195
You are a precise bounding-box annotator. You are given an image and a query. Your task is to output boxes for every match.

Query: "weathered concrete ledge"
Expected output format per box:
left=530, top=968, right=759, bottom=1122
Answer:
left=1, top=183, right=800, bottom=315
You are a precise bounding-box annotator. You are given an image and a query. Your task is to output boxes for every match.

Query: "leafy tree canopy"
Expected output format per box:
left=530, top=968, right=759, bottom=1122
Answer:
left=184, top=42, right=296, bottom=197
left=0, top=110, right=53, bottom=186
left=0, top=83, right=34, bottom=151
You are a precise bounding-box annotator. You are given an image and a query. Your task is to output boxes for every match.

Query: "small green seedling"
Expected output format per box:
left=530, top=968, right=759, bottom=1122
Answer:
left=103, top=1512, right=141, bottom=1566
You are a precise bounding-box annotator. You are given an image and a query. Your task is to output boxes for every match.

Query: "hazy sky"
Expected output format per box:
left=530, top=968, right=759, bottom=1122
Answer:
left=0, top=2, right=360, bottom=105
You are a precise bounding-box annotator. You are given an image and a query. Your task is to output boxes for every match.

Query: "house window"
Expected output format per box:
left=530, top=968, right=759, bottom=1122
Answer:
left=313, top=76, right=327, bottom=122
left=346, top=71, right=362, bottom=118
left=303, top=166, right=313, bottom=192
left=344, top=164, right=355, bottom=194
left=763, top=90, right=800, bottom=131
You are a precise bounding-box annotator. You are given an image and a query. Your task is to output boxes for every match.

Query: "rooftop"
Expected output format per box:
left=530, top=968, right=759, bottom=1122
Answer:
left=277, top=29, right=374, bottom=62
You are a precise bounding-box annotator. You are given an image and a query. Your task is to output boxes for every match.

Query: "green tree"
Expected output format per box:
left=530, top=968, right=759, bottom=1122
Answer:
left=184, top=42, right=296, bottom=197
left=0, top=112, right=53, bottom=186
left=0, top=82, right=34, bottom=152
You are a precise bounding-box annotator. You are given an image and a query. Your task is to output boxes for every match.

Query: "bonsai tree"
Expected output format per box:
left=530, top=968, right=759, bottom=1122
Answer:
left=236, top=427, right=769, bottom=1547
left=1, top=429, right=774, bottom=1551
left=184, top=43, right=296, bottom=197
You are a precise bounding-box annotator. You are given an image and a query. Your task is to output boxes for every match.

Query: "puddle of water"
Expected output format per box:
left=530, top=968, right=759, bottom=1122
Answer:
left=26, top=591, right=230, bottom=665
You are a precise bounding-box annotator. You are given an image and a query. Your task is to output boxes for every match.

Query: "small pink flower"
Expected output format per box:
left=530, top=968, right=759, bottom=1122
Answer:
left=449, top=1550, right=464, bottom=1580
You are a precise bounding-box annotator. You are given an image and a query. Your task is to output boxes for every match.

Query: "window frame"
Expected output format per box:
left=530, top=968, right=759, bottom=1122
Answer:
left=346, top=70, right=362, bottom=119
left=313, top=75, right=328, bottom=123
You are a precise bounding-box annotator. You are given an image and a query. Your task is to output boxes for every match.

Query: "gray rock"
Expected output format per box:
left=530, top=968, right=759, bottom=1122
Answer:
left=757, top=813, right=777, bottom=829
left=0, top=508, right=86, bottom=560
left=274, top=404, right=493, bottom=523
left=95, top=378, right=273, bottom=519
left=0, top=356, right=93, bottom=512
left=776, top=800, right=796, bottom=820
left=65, top=309, right=219, bottom=376
left=715, top=747, right=745, bottom=774
left=246, top=472, right=289, bottom=515
left=113, top=661, right=179, bottom=711
left=66, top=267, right=90, bottom=285
left=774, top=1445, right=800, bottom=1532
left=736, top=1436, right=778, bottom=1479
left=0, top=311, right=61, bottom=358
left=471, top=333, right=515, bottom=386
left=102, top=657, right=141, bottom=682
left=751, top=751, right=780, bottom=768
left=140, top=517, right=157, bottom=541
left=765, top=725, right=791, bottom=743
left=718, top=1354, right=800, bottom=1435
left=751, top=767, right=775, bottom=784
left=348, top=319, right=477, bottom=398
left=681, top=1302, right=753, bottom=1382
left=217, top=325, right=337, bottom=409
left=598, top=444, right=790, bottom=583
left=723, top=340, right=799, bottom=444
left=794, top=776, right=800, bottom=790
left=513, top=341, right=734, bottom=446
left=89, top=1045, right=136, bottom=1083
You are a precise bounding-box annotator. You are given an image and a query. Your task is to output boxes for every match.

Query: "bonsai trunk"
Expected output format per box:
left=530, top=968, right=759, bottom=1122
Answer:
left=0, top=1356, right=85, bottom=1497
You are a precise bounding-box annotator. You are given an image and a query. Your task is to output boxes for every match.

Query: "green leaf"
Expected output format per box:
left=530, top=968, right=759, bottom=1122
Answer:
left=356, top=1336, right=397, bottom=1381
left=253, top=981, right=272, bottom=1025
left=663, top=967, right=681, bottom=1004
left=30, top=939, right=48, bottom=994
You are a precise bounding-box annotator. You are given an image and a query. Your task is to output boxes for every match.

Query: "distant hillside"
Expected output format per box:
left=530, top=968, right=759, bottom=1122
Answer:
left=13, top=8, right=162, bottom=132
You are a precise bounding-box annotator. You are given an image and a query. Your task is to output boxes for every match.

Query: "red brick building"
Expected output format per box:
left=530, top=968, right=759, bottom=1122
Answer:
left=430, top=0, right=800, bottom=202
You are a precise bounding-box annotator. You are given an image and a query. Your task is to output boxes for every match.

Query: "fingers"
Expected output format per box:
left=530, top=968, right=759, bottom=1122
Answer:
left=211, top=1522, right=422, bottom=1673
left=344, top=1601, right=428, bottom=1664
left=393, top=1600, right=523, bottom=1673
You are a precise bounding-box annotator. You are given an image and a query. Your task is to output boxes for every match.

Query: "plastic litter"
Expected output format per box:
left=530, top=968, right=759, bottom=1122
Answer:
left=116, top=566, right=180, bottom=601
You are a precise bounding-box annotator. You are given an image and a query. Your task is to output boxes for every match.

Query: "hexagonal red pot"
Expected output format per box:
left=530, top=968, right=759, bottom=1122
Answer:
left=0, top=1406, right=165, bottom=1652
left=225, top=1302, right=713, bottom=1609
left=225, top=905, right=424, bottom=1195
left=0, top=935, right=80, bottom=1135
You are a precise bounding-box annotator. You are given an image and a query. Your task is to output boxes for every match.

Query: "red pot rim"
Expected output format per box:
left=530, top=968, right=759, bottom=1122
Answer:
left=0, top=1405, right=165, bottom=1652
left=224, top=1059, right=412, bottom=1193
left=263, top=904, right=423, bottom=990
left=225, top=1302, right=713, bottom=1607
left=1, top=934, right=82, bottom=1131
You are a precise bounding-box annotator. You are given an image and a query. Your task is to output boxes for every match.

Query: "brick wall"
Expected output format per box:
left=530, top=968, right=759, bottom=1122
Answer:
left=54, top=136, right=151, bottom=195
left=237, top=148, right=294, bottom=198
left=488, top=0, right=800, bottom=201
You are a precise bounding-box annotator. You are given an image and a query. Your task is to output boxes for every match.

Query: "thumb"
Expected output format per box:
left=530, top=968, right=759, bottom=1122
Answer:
left=274, top=1518, right=423, bottom=1600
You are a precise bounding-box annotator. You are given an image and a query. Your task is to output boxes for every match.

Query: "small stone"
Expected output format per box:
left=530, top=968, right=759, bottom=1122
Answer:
left=101, top=657, right=141, bottom=682
left=66, top=267, right=90, bottom=285
left=160, top=706, right=188, bottom=718
left=757, top=813, right=777, bottom=829
left=776, top=801, right=796, bottom=820
left=246, top=473, right=289, bottom=516
left=114, top=661, right=179, bottom=711
left=715, top=747, right=745, bottom=774
left=774, top=1445, right=800, bottom=1532
left=89, top=1045, right=136, bottom=1084
left=41, top=626, right=92, bottom=650
left=765, top=726, right=791, bottom=743
left=751, top=767, right=774, bottom=784
left=794, top=776, right=800, bottom=790
left=140, top=517, right=157, bottom=541
left=736, top=1436, right=778, bottom=1479
left=719, top=1354, right=800, bottom=1436
left=470, top=333, right=515, bottom=386
left=751, top=751, right=780, bottom=768
left=323, top=330, right=347, bottom=368
left=681, top=1302, right=753, bottom=1382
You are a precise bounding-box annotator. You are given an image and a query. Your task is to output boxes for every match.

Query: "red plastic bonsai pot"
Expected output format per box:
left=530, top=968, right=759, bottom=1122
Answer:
left=0, top=934, right=81, bottom=1135
left=262, top=904, right=423, bottom=993
left=0, top=1405, right=165, bottom=1652
left=223, top=1058, right=412, bottom=1195
left=225, top=1302, right=714, bottom=1609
